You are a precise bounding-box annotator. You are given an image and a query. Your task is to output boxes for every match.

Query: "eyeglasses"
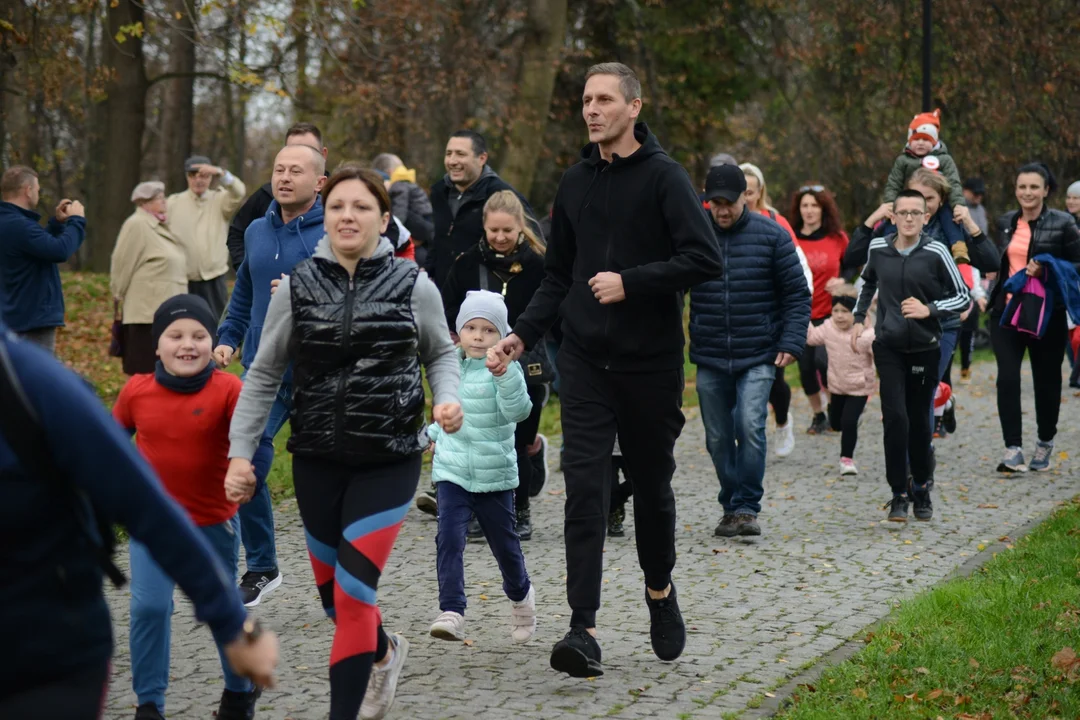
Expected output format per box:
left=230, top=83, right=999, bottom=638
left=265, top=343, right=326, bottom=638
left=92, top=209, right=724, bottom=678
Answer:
left=799, top=185, right=825, bottom=193
left=895, top=210, right=926, bottom=219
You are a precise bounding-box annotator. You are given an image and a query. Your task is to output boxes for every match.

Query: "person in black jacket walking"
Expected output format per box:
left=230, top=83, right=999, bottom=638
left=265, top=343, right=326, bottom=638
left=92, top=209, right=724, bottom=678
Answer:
left=428, top=130, right=539, bottom=287
left=852, top=189, right=969, bottom=523
left=227, top=123, right=327, bottom=272
left=989, top=163, right=1080, bottom=473
left=689, top=164, right=810, bottom=539
left=489, top=62, right=723, bottom=678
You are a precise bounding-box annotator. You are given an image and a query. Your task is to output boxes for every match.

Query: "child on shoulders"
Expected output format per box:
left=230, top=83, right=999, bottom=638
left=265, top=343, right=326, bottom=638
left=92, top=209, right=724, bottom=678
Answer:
left=884, top=109, right=966, bottom=215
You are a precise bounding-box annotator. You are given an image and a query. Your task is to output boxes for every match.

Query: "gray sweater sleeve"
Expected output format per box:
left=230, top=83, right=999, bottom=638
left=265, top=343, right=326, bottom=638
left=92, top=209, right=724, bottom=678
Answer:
left=228, top=277, right=294, bottom=460
left=413, top=272, right=461, bottom=406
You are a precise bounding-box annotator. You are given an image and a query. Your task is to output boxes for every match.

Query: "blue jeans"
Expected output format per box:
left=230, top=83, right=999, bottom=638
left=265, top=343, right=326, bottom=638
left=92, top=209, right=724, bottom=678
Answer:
left=435, top=482, right=530, bottom=615
left=241, top=379, right=291, bottom=573
left=129, top=515, right=251, bottom=712
left=697, top=363, right=774, bottom=516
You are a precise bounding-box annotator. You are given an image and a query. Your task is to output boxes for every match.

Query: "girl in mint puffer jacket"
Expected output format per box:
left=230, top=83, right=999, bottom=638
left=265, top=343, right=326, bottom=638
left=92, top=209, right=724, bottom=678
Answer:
left=427, top=290, right=537, bottom=645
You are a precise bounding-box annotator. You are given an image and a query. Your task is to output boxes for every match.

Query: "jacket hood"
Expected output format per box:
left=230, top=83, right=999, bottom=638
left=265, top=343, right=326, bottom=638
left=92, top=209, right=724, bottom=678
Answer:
left=580, top=122, right=665, bottom=168
left=266, top=197, right=324, bottom=230
left=313, top=234, right=395, bottom=263
left=441, top=164, right=499, bottom=194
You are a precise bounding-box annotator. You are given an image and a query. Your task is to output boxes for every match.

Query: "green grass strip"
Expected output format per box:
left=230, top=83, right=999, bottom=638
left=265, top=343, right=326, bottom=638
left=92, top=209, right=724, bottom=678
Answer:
left=775, top=498, right=1080, bottom=719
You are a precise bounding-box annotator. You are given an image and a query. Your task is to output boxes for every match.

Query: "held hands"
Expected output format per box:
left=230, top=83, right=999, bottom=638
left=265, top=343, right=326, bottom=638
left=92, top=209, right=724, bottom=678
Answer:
left=589, top=272, right=626, bottom=304
left=824, top=277, right=846, bottom=295
left=1026, top=260, right=1043, bottom=278
left=270, top=273, right=286, bottom=295
left=977, top=297, right=988, bottom=312
left=223, top=627, right=279, bottom=688
left=224, top=457, right=257, bottom=504
left=487, top=334, right=525, bottom=375
left=774, top=352, right=796, bottom=368
left=901, top=297, right=931, bottom=319
left=432, top=403, right=464, bottom=434
left=486, top=347, right=508, bottom=377
left=213, top=345, right=235, bottom=368
left=850, top=322, right=864, bottom=352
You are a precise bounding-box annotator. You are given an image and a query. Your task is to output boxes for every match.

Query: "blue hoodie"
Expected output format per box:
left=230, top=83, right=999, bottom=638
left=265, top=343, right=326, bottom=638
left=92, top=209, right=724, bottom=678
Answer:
left=218, top=198, right=324, bottom=383
left=0, top=327, right=246, bottom=693
left=0, top=202, right=86, bottom=332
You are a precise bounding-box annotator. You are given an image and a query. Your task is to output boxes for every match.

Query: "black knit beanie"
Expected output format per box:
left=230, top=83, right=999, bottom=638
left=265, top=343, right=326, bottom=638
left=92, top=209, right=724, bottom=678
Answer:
left=832, top=295, right=857, bottom=312
left=151, top=294, right=218, bottom=348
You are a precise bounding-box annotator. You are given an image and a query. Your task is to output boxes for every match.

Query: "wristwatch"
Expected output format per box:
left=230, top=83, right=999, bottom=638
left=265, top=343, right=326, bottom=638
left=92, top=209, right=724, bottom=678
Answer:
left=241, top=617, right=263, bottom=644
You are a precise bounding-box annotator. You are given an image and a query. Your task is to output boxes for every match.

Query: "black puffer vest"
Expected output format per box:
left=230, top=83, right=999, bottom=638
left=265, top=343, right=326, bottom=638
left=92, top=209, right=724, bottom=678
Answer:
left=287, top=253, right=425, bottom=464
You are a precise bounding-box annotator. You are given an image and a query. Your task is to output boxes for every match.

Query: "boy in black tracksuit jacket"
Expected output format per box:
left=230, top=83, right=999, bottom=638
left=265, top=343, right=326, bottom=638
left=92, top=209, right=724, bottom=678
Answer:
left=853, top=191, right=969, bottom=522
left=511, top=120, right=722, bottom=672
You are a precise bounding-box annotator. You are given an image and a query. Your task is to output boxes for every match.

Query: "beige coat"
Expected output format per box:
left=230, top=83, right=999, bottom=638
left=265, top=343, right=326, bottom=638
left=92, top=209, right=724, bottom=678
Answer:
left=110, top=208, right=188, bottom=325
left=166, top=178, right=246, bottom=281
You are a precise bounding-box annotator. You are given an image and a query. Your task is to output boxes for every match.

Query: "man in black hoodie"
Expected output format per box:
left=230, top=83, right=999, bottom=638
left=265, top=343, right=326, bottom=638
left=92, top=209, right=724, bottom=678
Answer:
left=489, top=62, right=722, bottom=677
left=852, top=189, right=969, bottom=523
left=428, top=130, right=539, bottom=287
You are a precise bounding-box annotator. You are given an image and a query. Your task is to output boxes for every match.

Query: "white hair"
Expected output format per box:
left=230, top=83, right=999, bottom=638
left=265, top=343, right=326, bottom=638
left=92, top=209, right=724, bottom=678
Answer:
left=131, top=181, right=165, bottom=204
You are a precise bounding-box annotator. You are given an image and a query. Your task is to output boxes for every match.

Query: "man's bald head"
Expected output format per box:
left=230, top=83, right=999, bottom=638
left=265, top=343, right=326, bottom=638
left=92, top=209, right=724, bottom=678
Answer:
left=277, top=143, right=325, bottom=177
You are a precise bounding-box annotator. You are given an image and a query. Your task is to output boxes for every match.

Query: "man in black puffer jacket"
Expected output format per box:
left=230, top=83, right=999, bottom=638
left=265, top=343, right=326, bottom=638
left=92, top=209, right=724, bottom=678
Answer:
left=689, top=164, right=811, bottom=540
left=852, top=189, right=969, bottom=524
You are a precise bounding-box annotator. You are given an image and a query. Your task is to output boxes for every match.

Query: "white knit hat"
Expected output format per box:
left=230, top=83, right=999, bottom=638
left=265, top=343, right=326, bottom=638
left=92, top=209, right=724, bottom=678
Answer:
left=456, top=290, right=510, bottom=338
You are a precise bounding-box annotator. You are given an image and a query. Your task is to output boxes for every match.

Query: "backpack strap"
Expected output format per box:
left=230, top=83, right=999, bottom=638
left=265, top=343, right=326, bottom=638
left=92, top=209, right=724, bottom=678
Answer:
left=478, top=264, right=490, bottom=291
left=0, top=335, right=126, bottom=587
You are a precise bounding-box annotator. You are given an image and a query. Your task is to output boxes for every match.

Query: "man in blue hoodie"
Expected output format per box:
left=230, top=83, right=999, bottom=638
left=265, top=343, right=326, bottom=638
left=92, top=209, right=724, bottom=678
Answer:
left=0, top=323, right=278, bottom=718
left=214, top=144, right=326, bottom=607
left=0, top=165, right=87, bottom=353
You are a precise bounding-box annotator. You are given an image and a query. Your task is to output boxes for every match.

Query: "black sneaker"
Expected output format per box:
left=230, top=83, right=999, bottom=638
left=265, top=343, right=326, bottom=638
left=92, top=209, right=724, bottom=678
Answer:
left=807, top=413, right=828, bottom=435
left=884, top=495, right=909, bottom=523
left=714, top=514, right=738, bottom=537
left=933, top=417, right=947, bottom=439
left=134, top=703, right=164, bottom=720
left=645, top=582, right=686, bottom=661
left=734, top=514, right=761, bottom=536
left=466, top=515, right=484, bottom=542
left=528, top=434, right=549, bottom=497
left=608, top=503, right=626, bottom=538
left=911, top=486, right=933, bottom=521
left=942, top=402, right=957, bottom=434
left=239, top=569, right=282, bottom=608
left=217, top=687, right=261, bottom=720
left=550, top=627, right=604, bottom=677
left=416, top=490, right=438, bottom=517
left=515, top=506, right=533, bottom=541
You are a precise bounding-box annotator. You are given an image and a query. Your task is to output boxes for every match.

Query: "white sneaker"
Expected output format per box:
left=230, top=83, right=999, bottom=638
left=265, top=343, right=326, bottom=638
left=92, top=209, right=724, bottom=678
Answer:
left=360, top=634, right=409, bottom=720
left=839, top=457, right=858, bottom=475
left=510, top=585, right=536, bottom=644
left=774, top=419, right=795, bottom=458
left=429, top=611, right=466, bottom=640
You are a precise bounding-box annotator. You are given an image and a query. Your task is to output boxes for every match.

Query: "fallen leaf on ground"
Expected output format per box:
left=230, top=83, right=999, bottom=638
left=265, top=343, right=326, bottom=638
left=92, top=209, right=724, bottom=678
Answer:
left=462, top=639, right=475, bottom=646
left=927, top=689, right=943, bottom=699
left=1051, top=647, right=1077, bottom=670
left=851, top=687, right=868, bottom=698
left=915, top=666, right=930, bottom=674
left=548, top=489, right=563, bottom=495
left=764, top=692, right=775, bottom=698
left=977, top=504, right=999, bottom=509
left=970, top=657, right=980, bottom=668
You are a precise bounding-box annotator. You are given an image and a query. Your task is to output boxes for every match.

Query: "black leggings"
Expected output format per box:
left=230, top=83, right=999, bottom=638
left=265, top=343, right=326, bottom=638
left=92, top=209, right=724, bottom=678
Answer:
left=292, top=453, right=421, bottom=720
left=0, top=661, right=109, bottom=720
left=828, top=394, right=868, bottom=458
left=799, top=317, right=829, bottom=396
left=514, top=384, right=546, bottom=512
left=991, top=308, right=1068, bottom=447
left=769, top=366, right=791, bottom=426
left=959, top=305, right=980, bottom=370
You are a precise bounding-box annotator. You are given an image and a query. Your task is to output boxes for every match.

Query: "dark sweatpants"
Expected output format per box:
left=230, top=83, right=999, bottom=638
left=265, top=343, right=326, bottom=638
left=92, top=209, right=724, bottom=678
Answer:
left=874, top=343, right=939, bottom=494
left=557, top=350, right=685, bottom=629
left=991, top=307, right=1068, bottom=447
left=188, top=274, right=229, bottom=323
left=513, top=383, right=546, bottom=512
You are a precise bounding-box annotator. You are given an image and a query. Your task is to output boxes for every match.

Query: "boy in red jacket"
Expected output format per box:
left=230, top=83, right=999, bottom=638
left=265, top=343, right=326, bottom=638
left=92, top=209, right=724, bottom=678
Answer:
left=112, top=295, right=262, bottom=720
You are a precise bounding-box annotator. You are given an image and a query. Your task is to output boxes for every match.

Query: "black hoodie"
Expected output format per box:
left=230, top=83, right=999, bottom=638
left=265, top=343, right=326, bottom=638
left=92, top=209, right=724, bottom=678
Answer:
left=514, top=123, right=722, bottom=372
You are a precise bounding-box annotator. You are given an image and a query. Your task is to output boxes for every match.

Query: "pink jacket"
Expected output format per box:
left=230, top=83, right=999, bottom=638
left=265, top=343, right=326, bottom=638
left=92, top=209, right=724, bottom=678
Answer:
left=806, top=319, right=876, bottom=396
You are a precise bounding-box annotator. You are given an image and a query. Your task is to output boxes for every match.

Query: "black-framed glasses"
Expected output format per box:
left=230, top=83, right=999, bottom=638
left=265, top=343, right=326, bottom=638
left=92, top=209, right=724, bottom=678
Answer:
left=799, top=185, right=825, bottom=193
left=895, top=210, right=926, bottom=219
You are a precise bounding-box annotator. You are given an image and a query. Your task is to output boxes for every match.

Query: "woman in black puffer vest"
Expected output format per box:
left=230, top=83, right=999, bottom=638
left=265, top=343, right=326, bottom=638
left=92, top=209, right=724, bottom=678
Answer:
left=990, top=163, right=1080, bottom=474
left=226, top=166, right=462, bottom=720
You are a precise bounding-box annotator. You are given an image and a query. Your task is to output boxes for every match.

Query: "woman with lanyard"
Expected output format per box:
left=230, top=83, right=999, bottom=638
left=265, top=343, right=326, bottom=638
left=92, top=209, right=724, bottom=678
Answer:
left=441, top=190, right=549, bottom=540
left=790, top=183, right=848, bottom=435
left=989, top=163, right=1080, bottom=473
left=740, top=163, right=813, bottom=457
left=226, top=166, right=462, bottom=720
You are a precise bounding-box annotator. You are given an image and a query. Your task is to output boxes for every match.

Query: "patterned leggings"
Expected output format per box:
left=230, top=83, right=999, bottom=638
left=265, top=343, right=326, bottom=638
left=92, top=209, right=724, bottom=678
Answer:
left=292, top=453, right=421, bottom=720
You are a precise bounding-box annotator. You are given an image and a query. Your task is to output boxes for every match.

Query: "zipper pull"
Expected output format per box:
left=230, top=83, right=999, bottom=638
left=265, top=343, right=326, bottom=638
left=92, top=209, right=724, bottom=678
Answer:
left=502, top=282, right=508, bottom=297
left=448, top=222, right=454, bottom=235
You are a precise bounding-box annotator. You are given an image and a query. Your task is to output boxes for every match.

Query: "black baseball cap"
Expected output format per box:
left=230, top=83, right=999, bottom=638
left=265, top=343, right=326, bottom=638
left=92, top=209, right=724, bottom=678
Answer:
left=704, top=164, right=747, bottom=203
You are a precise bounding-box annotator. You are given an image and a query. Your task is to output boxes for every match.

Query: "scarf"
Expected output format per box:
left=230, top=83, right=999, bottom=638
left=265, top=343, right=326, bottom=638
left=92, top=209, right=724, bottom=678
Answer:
left=478, top=235, right=531, bottom=273
left=154, top=360, right=215, bottom=394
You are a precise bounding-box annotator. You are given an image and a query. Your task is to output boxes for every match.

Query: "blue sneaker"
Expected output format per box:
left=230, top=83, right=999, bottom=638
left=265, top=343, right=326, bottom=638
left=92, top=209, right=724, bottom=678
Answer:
left=1028, top=441, right=1054, bottom=472
left=997, top=446, right=1027, bottom=473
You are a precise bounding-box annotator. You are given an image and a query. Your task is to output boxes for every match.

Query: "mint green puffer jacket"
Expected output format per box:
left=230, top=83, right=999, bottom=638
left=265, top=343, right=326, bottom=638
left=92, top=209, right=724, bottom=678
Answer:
left=428, top=351, right=532, bottom=493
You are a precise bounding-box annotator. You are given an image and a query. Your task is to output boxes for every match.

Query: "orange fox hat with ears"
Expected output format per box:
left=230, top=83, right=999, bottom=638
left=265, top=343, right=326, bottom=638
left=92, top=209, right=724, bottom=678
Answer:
left=908, top=108, right=941, bottom=145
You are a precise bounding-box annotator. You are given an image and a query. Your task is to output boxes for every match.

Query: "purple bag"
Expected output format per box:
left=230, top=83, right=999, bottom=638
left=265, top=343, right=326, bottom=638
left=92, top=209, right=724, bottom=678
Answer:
left=1007, top=276, right=1047, bottom=337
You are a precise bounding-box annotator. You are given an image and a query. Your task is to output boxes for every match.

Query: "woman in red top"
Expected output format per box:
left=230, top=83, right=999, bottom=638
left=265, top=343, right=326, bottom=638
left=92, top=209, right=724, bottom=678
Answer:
left=741, top=163, right=814, bottom=458
left=790, top=184, right=849, bottom=435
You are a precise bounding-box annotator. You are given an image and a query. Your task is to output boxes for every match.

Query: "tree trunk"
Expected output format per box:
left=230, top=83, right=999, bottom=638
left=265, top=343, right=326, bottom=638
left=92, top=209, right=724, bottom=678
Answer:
left=500, top=0, right=568, bottom=198
left=157, top=0, right=197, bottom=193
left=85, top=0, right=147, bottom=273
